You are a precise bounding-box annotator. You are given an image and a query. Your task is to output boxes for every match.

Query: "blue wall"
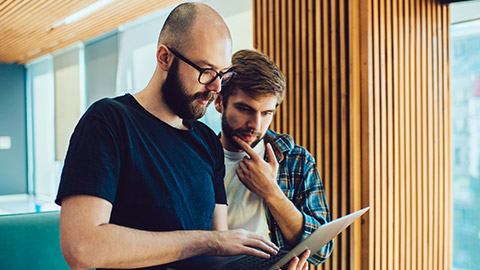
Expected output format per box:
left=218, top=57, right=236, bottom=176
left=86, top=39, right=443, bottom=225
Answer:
left=0, top=63, right=27, bottom=195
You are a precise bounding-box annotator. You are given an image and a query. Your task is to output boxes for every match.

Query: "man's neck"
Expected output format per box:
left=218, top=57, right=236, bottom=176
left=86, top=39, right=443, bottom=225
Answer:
left=133, top=85, right=187, bottom=130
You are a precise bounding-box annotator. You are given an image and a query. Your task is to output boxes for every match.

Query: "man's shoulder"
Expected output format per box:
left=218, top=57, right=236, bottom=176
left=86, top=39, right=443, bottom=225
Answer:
left=82, top=94, right=133, bottom=121
left=266, top=129, right=294, bottom=151
left=89, top=94, right=131, bottom=112
left=266, top=129, right=315, bottom=162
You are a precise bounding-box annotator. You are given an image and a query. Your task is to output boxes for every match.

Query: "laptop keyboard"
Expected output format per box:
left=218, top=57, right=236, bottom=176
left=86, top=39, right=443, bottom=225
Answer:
left=213, top=250, right=289, bottom=270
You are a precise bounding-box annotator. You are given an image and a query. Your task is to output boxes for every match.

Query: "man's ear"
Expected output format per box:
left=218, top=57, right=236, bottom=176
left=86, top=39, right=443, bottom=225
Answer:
left=157, top=45, right=172, bottom=71
left=214, top=95, right=223, bottom=113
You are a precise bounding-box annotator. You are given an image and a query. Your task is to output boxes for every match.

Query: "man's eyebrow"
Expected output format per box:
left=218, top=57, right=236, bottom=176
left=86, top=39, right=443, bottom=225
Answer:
left=197, top=59, right=232, bottom=71
left=233, top=102, right=254, bottom=109
left=233, top=102, right=276, bottom=113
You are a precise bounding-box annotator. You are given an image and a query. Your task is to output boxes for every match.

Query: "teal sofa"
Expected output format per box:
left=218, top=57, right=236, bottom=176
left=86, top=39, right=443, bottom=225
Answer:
left=0, top=211, right=70, bottom=269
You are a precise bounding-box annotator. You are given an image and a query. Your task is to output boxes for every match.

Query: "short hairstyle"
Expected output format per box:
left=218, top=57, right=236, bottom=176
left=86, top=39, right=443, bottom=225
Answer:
left=158, top=2, right=198, bottom=51
left=221, top=49, right=286, bottom=107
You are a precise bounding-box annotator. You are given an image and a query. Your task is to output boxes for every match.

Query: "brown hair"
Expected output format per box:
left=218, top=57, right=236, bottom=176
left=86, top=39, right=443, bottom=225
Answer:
left=221, top=49, right=286, bottom=107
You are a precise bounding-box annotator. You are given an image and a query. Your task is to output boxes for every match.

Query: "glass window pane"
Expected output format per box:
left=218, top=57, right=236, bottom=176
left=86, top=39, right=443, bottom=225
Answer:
left=451, top=20, right=480, bottom=270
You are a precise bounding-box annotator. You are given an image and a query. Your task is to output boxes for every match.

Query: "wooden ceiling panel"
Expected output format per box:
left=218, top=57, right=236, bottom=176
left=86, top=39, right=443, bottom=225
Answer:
left=0, top=0, right=183, bottom=64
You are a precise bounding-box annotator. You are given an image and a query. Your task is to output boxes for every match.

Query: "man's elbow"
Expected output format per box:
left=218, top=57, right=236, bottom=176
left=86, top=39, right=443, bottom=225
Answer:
left=61, top=239, right=96, bottom=270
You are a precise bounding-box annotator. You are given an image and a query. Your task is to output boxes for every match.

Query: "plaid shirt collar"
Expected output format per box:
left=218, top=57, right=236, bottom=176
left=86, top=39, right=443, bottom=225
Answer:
left=263, top=129, right=294, bottom=163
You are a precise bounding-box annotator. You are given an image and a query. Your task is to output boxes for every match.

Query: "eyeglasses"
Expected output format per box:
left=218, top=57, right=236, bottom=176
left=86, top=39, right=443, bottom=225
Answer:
left=167, top=47, right=236, bottom=86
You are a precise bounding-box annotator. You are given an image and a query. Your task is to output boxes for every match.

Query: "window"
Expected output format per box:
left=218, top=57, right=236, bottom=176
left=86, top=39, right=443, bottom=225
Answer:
left=451, top=19, right=480, bottom=270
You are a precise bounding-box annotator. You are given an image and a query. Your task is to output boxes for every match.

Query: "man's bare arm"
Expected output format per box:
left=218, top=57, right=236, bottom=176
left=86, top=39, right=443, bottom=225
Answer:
left=211, top=204, right=228, bottom=230
left=60, top=195, right=278, bottom=270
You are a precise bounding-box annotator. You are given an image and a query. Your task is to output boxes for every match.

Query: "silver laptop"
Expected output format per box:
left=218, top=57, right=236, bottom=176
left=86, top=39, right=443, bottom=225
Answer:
left=165, top=206, right=370, bottom=270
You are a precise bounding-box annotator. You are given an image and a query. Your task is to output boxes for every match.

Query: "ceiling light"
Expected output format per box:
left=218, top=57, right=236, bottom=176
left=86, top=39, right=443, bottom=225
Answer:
left=51, top=0, right=115, bottom=29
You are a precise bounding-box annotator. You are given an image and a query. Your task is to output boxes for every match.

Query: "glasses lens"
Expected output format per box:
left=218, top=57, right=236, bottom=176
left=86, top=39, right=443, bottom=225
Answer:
left=199, top=69, right=218, bottom=85
left=221, top=71, right=235, bottom=85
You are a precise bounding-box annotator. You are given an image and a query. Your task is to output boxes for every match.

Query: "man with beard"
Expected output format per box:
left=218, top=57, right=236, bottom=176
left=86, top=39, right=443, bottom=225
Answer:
left=55, top=3, right=285, bottom=270
left=214, top=49, right=334, bottom=265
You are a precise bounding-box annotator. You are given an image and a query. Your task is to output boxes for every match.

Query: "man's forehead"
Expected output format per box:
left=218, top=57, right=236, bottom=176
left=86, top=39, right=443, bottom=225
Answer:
left=230, top=91, right=278, bottom=109
left=186, top=17, right=232, bottom=70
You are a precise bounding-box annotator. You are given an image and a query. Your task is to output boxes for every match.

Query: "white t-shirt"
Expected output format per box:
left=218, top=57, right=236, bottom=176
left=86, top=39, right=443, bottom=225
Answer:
left=223, top=140, right=271, bottom=240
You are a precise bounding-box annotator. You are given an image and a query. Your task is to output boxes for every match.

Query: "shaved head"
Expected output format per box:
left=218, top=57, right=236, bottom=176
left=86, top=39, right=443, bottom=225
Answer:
left=158, top=2, right=231, bottom=52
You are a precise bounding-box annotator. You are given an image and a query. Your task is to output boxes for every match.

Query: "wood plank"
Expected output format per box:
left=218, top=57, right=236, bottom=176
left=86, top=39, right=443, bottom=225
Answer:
left=385, top=0, right=395, bottom=268
left=437, top=4, right=445, bottom=270
left=420, top=1, right=429, bottom=268
left=430, top=2, right=439, bottom=270
left=268, top=0, right=274, bottom=57
left=338, top=0, right=349, bottom=266
left=294, top=0, right=301, bottom=144
left=281, top=0, right=288, bottom=133
left=410, top=1, right=419, bottom=268
left=403, top=0, right=412, bottom=268
left=330, top=0, right=340, bottom=268
left=372, top=0, right=381, bottom=268
left=273, top=0, right=281, bottom=131
left=357, top=0, right=374, bottom=268
left=348, top=0, right=363, bottom=266
left=261, top=0, right=267, bottom=51
left=426, top=1, right=434, bottom=269
left=397, top=0, right=406, bottom=269
left=315, top=0, right=324, bottom=189
left=379, top=0, right=388, bottom=268
left=392, top=0, right=400, bottom=268
left=443, top=5, right=451, bottom=269
left=287, top=0, right=294, bottom=138
left=307, top=0, right=314, bottom=154
left=300, top=0, right=307, bottom=147
left=322, top=0, right=332, bottom=268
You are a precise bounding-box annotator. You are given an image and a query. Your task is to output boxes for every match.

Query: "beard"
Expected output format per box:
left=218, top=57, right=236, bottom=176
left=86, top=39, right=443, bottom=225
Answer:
left=161, top=59, right=217, bottom=120
left=221, top=112, right=265, bottom=151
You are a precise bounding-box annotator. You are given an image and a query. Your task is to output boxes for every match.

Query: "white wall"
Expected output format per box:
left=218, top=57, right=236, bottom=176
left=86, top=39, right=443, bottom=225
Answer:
left=451, top=0, right=480, bottom=24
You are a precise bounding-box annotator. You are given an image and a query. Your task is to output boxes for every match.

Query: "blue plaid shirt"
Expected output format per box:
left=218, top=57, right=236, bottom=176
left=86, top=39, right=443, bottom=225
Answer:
left=264, top=129, right=333, bottom=265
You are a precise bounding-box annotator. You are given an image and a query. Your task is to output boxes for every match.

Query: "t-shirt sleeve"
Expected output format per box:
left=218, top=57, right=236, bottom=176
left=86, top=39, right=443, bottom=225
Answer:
left=55, top=115, right=121, bottom=206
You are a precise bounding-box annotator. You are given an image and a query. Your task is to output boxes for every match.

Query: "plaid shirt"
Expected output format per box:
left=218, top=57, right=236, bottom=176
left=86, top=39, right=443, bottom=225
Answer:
left=264, top=129, right=333, bottom=265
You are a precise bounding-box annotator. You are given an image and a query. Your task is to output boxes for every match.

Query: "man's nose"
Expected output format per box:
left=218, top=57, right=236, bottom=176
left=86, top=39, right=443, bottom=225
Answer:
left=205, top=76, right=222, bottom=93
left=246, top=113, right=261, bottom=131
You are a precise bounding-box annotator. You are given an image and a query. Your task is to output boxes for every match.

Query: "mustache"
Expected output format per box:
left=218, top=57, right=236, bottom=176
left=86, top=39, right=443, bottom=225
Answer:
left=236, top=128, right=262, bottom=137
left=192, top=91, right=217, bottom=101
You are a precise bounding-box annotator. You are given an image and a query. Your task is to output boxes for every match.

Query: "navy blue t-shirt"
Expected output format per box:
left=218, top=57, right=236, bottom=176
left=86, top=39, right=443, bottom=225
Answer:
left=56, top=94, right=226, bottom=234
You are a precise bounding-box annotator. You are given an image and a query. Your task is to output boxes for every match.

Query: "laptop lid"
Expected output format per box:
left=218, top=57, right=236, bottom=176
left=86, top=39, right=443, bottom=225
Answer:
left=166, top=206, right=370, bottom=270
left=268, top=206, right=369, bottom=269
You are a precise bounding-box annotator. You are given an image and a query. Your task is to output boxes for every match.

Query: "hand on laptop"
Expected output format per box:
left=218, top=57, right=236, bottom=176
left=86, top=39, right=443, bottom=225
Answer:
left=280, top=249, right=311, bottom=270
left=207, top=229, right=279, bottom=259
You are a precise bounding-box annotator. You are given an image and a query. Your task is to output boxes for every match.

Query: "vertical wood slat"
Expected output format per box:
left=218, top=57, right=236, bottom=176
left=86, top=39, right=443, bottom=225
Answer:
left=253, top=0, right=450, bottom=269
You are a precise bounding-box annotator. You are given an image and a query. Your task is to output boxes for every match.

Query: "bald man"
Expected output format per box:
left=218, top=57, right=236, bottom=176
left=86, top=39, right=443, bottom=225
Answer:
left=55, top=3, right=281, bottom=270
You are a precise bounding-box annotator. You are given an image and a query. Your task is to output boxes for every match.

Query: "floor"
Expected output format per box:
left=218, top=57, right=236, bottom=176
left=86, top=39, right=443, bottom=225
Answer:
left=0, top=194, right=60, bottom=215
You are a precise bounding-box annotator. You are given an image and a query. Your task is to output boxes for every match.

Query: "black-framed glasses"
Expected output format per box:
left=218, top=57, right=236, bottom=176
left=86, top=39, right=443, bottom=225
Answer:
left=167, top=47, right=236, bottom=86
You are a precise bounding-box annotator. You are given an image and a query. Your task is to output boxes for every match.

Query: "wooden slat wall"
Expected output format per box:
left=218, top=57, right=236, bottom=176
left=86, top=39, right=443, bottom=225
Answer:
left=253, top=0, right=450, bottom=269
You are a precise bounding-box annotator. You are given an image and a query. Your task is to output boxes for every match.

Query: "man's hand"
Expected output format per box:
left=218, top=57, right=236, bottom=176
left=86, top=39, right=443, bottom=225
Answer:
left=233, top=136, right=282, bottom=201
left=207, top=229, right=279, bottom=258
left=280, top=249, right=311, bottom=270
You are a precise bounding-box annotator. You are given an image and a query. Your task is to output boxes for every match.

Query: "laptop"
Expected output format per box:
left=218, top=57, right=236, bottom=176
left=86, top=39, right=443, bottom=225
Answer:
left=165, top=206, right=370, bottom=270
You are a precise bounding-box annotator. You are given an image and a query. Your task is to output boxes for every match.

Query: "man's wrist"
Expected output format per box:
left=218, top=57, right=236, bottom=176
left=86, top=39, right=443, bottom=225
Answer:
left=201, top=231, right=220, bottom=256
left=264, top=186, right=287, bottom=206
